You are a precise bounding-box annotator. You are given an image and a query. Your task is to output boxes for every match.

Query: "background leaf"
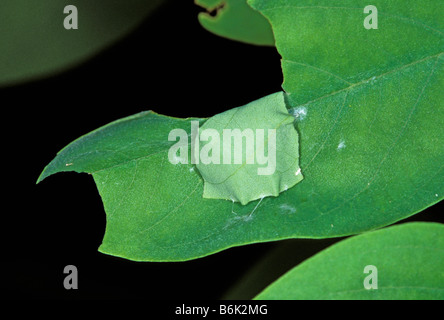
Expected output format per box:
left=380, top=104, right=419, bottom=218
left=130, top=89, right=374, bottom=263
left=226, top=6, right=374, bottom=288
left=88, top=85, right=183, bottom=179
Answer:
left=195, top=0, right=274, bottom=46
left=255, top=222, right=444, bottom=300
left=0, top=0, right=164, bottom=87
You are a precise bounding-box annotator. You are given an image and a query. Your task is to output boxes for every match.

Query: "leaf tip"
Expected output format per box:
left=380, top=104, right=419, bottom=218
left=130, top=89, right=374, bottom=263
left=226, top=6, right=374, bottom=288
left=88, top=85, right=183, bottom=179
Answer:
left=36, top=161, right=57, bottom=184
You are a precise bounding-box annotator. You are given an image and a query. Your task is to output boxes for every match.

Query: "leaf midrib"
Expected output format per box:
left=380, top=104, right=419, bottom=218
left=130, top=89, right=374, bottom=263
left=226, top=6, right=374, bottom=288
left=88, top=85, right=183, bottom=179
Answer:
left=286, top=52, right=443, bottom=109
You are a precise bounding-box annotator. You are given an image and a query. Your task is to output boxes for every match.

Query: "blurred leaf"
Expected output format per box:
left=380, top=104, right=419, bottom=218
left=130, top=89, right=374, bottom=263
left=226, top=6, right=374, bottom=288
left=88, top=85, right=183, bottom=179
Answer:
left=255, top=222, right=444, bottom=300
left=0, top=0, right=164, bottom=86
left=195, top=0, right=274, bottom=46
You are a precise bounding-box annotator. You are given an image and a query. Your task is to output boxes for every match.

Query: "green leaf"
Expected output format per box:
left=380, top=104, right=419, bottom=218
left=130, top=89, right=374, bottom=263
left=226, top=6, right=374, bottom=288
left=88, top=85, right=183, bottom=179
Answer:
left=249, top=0, right=444, bottom=105
left=38, top=96, right=442, bottom=262
left=255, top=222, right=444, bottom=300
left=247, top=1, right=444, bottom=231
left=195, top=0, right=274, bottom=46
left=39, top=0, right=444, bottom=261
left=195, top=92, right=303, bottom=205
left=0, top=0, right=164, bottom=86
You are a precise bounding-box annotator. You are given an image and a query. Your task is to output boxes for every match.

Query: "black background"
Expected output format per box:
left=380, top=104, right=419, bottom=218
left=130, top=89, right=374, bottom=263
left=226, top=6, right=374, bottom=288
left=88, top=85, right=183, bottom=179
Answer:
left=3, top=1, right=443, bottom=300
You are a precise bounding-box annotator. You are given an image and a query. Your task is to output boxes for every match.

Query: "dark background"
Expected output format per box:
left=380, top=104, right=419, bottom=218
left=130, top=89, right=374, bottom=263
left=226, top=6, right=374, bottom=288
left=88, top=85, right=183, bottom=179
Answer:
left=3, top=1, right=443, bottom=299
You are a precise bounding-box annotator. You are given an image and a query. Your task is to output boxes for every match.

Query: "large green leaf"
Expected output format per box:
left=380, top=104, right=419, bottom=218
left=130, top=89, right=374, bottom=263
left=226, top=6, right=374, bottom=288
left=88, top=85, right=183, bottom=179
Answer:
left=247, top=1, right=444, bottom=232
left=39, top=0, right=443, bottom=261
left=195, top=0, right=274, bottom=46
left=0, top=0, right=164, bottom=86
left=255, top=222, right=444, bottom=300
